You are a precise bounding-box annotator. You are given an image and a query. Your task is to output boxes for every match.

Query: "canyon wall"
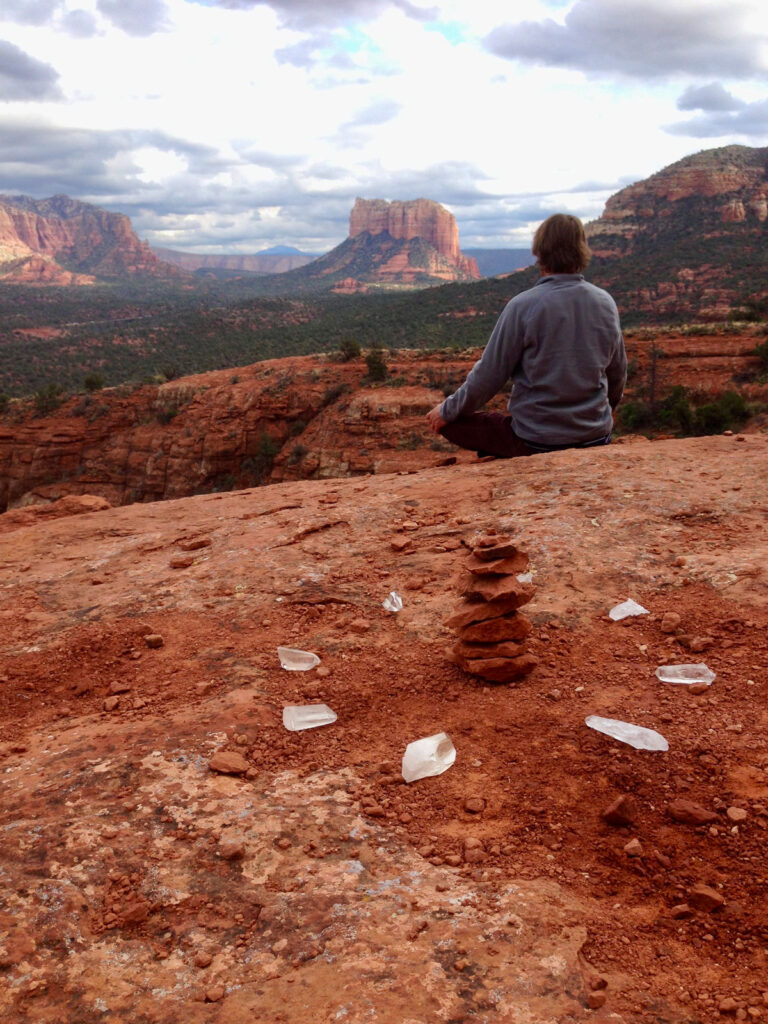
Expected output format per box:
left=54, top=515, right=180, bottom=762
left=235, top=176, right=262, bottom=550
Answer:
left=586, top=145, right=768, bottom=257
left=0, top=194, right=179, bottom=283
left=0, top=334, right=763, bottom=511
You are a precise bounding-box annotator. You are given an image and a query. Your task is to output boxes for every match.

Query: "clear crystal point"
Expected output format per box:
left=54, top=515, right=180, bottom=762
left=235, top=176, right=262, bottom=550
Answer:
left=609, top=599, right=649, bottom=621
left=655, top=663, right=715, bottom=685
left=585, top=715, right=668, bottom=751
left=401, top=732, right=456, bottom=783
left=277, top=646, right=320, bottom=671
left=382, top=590, right=403, bottom=612
left=282, top=704, right=337, bottom=731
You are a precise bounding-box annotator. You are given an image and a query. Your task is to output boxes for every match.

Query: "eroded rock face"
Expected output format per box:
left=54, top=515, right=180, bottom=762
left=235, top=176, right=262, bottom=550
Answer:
left=351, top=198, right=461, bottom=261
left=0, top=193, right=180, bottom=283
left=349, top=198, right=479, bottom=280
left=584, top=144, right=768, bottom=320
left=0, top=356, right=477, bottom=510
left=0, top=330, right=765, bottom=512
left=586, top=144, right=768, bottom=257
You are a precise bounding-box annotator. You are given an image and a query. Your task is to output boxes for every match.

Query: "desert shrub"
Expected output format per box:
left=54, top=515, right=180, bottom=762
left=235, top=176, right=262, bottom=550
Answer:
left=364, top=346, right=388, bottom=382
left=84, top=372, right=104, bottom=392
left=321, top=382, right=349, bottom=407
left=424, top=371, right=461, bottom=396
left=211, top=473, right=236, bottom=492
left=34, top=383, right=64, bottom=416
left=338, top=337, right=361, bottom=362
left=694, top=391, right=749, bottom=433
left=0, top=393, right=8, bottom=415
left=156, top=404, right=178, bottom=424
left=86, top=402, right=109, bottom=422
left=618, top=386, right=749, bottom=436
left=70, top=395, right=91, bottom=417
left=241, top=431, right=280, bottom=484
left=288, top=444, right=308, bottom=464
left=289, top=419, right=307, bottom=436
left=752, top=338, right=768, bottom=370
left=398, top=431, right=424, bottom=450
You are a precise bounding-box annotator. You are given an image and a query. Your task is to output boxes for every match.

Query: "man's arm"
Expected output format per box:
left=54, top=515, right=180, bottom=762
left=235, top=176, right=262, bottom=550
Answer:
left=606, top=330, right=627, bottom=410
left=438, top=303, right=524, bottom=422
left=426, top=404, right=446, bottom=433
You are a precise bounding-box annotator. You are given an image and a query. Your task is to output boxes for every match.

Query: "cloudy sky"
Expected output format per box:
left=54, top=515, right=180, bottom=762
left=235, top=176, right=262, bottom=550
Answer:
left=1, top=0, right=766, bottom=253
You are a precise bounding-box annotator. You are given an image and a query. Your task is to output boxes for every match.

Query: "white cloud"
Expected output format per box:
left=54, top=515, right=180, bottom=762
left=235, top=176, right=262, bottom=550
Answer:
left=484, top=0, right=768, bottom=79
left=677, top=82, right=745, bottom=112
left=0, top=1, right=764, bottom=251
left=96, top=0, right=170, bottom=36
left=0, top=40, right=62, bottom=100
left=0, top=0, right=63, bottom=26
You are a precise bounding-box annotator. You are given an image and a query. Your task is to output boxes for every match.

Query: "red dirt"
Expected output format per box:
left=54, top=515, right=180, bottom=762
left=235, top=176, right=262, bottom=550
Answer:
left=1, top=434, right=767, bottom=1022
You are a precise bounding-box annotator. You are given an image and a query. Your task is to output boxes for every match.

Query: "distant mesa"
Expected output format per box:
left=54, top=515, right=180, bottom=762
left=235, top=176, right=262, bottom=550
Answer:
left=350, top=197, right=470, bottom=267
left=152, top=246, right=317, bottom=276
left=347, top=197, right=480, bottom=283
left=0, top=193, right=179, bottom=285
left=463, top=248, right=534, bottom=277
left=271, top=197, right=481, bottom=294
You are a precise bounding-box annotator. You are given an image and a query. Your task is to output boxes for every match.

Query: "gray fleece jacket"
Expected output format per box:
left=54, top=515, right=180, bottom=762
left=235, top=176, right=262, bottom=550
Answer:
left=440, top=274, right=627, bottom=445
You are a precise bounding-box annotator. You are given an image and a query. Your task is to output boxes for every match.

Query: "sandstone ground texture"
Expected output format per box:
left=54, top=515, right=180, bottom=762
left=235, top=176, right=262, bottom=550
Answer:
left=0, top=434, right=767, bottom=1023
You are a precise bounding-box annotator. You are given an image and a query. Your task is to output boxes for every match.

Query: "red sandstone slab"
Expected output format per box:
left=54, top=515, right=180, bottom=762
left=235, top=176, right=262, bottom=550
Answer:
left=460, top=573, right=535, bottom=605
left=447, top=650, right=539, bottom=683
left=452, top=639, right=526, bottom=660
left=458, top=613, right=533, bottom=642
left=464, top=551, right=529, bottom=576
left=445, top=597, right=530, bottom=630
left=469, top=535, right=522, bottom=561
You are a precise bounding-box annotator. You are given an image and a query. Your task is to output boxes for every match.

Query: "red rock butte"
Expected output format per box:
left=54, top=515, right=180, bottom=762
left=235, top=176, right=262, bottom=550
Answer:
left=349, top=197, right=479, bottom=278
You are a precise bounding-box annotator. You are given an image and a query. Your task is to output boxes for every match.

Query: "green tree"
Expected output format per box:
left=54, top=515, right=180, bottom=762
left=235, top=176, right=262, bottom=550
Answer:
left=338, top=336, right=361, bottom=362
left=84, top=372, right=104, bottom=392
left=242, top=431, right=280, bottom=484
left=365, top=345, right=388, bottom=382
left=34, top=383, right=64, bottom=416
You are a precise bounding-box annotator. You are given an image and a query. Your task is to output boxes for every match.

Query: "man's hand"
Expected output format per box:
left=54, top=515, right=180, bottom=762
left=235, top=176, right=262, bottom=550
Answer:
left=425, top=404, right=447, bottom=434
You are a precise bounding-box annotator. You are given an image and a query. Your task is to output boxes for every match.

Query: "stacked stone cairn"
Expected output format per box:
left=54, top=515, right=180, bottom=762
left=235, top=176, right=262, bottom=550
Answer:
left=445, top=533, right=538, bottom=684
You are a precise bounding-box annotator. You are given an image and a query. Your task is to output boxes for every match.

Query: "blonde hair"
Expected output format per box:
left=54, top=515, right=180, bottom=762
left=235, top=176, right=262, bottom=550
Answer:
left=532, top=214, right=591, bottom=274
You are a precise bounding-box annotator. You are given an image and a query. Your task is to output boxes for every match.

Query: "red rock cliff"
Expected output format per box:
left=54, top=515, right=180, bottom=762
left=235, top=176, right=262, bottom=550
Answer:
left=586, top=145, right=768, bottom=257
left=350, top=198, right=479, bottom=278
left=0, top=194, right=180, bottom=283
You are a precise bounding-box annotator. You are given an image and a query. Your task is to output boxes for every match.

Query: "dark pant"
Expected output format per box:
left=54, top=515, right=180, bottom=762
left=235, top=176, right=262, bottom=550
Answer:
left=439, top=412, right=610, bottom=459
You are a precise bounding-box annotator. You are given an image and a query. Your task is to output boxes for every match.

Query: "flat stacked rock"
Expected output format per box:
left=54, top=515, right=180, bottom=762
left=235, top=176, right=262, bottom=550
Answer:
left=445, top=534, right=538, bottom=684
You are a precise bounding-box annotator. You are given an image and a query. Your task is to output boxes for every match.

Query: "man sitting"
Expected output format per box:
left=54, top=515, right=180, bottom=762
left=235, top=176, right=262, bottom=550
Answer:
left=426, top=213, right=627, bottom=458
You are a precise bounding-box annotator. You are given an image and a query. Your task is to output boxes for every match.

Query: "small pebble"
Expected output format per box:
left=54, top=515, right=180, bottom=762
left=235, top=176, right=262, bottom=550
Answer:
left=219, top=838, right=245, bottom=860
left=661, top=612, right=682, bottom=633
left=463, top=797, right=485, bottom=814
left=179, top=535, right=212, bottom=551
